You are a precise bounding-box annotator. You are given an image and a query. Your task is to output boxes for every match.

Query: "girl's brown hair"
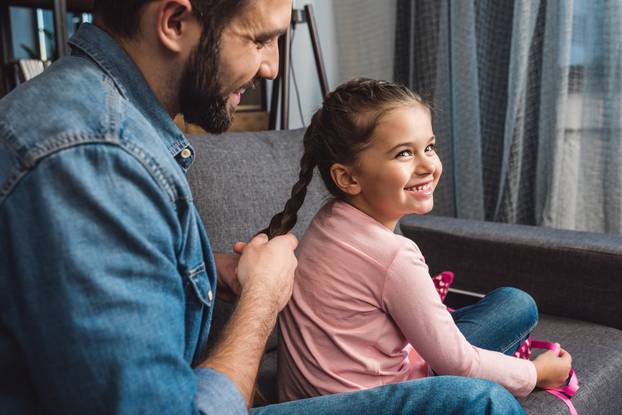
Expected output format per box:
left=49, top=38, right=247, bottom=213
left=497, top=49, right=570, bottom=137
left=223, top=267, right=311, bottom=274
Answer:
left=261, top=78, right=429, bottom=238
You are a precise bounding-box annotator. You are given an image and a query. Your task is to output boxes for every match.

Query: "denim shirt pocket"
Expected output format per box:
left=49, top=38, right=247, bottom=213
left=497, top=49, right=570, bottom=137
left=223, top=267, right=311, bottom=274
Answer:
left=182, top=262, right=213, bottom=363
left=186, top=263, right=213, bottom=307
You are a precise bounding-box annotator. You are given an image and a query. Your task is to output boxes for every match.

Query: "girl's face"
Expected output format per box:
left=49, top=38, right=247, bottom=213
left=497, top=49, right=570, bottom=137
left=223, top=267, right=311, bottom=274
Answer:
left=346, top=104, right=442, bottom=230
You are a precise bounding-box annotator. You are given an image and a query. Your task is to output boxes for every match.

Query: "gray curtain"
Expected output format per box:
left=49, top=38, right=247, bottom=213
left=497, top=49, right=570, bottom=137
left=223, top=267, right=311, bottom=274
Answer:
left=395, top=0, right=621, bottom=234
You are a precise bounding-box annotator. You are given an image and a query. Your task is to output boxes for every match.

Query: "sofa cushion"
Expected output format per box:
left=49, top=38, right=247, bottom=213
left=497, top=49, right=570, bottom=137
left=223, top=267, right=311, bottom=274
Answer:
left=256, top=349, right=279, bottom=405
left=520, top=315, right=622, bottom=414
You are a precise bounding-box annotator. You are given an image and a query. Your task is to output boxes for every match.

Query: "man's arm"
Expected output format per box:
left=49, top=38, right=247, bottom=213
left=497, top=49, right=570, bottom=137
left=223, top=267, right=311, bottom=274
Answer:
left=0, top=146, right=247, bottom=414
left=201, top=234, right=297, bottom=405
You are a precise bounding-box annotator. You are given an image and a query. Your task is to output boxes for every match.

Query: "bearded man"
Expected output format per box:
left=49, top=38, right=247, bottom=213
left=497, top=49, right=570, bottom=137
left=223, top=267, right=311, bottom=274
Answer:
left=0, top=1, right=526, bottom=414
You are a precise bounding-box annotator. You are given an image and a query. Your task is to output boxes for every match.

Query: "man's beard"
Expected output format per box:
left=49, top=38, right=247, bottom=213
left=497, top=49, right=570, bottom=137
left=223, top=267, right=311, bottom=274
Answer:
left=179, top=36, right=232, bottom=134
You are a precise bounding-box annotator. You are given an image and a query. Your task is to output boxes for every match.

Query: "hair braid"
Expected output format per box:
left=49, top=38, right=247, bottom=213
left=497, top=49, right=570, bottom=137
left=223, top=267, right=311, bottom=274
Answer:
left=261, top=127, right=318, bottom=239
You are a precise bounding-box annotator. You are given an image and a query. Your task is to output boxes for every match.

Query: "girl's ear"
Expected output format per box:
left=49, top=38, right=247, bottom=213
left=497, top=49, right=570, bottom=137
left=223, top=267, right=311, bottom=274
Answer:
left=330, top=163, right=361, bottom=196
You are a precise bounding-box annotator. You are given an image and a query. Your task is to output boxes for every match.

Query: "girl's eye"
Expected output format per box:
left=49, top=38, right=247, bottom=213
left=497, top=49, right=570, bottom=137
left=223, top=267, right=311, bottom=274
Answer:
left=425, top=143, right=436, bottom=153
left=397, top=150, right=413, bottom=158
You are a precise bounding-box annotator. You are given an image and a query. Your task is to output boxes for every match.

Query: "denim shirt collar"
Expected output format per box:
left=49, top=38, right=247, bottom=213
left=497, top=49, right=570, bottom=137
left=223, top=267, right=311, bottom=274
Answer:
left=68, top=23, right=194, bottom=170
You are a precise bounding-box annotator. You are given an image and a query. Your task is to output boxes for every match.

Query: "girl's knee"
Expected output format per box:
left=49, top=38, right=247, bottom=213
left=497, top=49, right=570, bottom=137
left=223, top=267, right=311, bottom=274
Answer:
left=493, top=287, right=539, bottom=326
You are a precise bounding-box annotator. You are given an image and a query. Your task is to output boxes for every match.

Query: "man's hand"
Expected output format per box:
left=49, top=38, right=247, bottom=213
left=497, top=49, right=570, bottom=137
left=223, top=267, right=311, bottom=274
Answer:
left=202, top=232, right=298, bottom=406
left=232, top=241, right=246, bottom=255
left=213, top=253, right=242, bottom=302
left=236, top=233, right=298, bottom=313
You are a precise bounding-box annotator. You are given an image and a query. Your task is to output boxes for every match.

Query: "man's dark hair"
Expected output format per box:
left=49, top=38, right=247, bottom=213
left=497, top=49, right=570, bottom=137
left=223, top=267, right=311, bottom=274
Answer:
left=94, top=0, right=253, bottom=133
left=93, top=0, right=249, bottom=38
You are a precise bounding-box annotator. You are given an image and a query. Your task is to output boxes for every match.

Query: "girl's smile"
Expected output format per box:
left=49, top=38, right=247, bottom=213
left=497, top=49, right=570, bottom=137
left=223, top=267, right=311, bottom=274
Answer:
left=405, top=180, right=435, bottom=197
left=343, top=104, right=442, bottom=230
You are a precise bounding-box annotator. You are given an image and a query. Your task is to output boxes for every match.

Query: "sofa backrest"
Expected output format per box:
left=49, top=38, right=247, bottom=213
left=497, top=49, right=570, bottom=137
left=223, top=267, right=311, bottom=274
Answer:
left=186, top=128, right=329, bottom=346
left=187, top=128, right=329, bottom=249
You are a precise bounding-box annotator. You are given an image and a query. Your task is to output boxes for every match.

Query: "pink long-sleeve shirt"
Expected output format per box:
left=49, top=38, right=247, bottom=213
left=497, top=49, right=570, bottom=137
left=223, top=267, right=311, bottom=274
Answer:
left=277, top=200, right=537, bottom=401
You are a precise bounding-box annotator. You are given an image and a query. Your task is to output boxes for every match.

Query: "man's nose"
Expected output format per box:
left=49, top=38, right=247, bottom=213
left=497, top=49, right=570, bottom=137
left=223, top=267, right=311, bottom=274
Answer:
left=257, top=42, right=280, bottom=80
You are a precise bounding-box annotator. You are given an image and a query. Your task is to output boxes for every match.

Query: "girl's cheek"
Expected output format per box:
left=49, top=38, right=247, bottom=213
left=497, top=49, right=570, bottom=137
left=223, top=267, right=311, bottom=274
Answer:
left=435, top=157, right=443, bottom=178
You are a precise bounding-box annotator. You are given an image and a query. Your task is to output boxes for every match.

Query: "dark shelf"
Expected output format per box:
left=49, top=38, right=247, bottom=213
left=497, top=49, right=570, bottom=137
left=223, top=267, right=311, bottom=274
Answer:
left=1, top=0, right=94, bottom=96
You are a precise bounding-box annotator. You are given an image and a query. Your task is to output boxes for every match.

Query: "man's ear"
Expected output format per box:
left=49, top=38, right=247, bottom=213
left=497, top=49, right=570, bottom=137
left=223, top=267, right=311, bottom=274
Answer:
left=156, top=0, right=199, bottom=54
left=330, top=163, right=361, bottom=196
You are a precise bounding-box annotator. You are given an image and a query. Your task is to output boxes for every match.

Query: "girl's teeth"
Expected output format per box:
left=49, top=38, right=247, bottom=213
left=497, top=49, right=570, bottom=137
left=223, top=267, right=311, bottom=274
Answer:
left=410, top=184, right=431, bottom=191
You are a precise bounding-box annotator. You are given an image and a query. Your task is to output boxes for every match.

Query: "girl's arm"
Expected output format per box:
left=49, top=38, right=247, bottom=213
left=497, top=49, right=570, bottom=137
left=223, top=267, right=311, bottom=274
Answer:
left=382, top=243, right=537, bottom=397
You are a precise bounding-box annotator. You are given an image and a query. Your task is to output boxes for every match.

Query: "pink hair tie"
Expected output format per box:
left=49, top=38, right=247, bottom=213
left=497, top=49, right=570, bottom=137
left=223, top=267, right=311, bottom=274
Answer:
left=521, top=339, right=579, bottom=415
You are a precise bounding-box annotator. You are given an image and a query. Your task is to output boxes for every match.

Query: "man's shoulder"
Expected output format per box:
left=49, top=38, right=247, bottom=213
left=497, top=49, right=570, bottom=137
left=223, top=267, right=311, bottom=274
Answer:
left=0, top=55, right=126, bottom=155
left=0, top=55, right=181, bottom=205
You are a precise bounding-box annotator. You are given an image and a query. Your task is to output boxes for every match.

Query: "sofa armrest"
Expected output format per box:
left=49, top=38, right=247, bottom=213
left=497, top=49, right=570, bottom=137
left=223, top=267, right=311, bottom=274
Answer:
left=399, top=215, right=622, bottom=330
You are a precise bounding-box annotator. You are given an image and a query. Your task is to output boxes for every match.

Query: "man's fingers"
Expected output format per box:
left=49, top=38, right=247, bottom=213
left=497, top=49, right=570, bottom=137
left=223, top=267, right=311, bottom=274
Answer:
left=247, top=233, right=297, bottom=249
left=232, top=241, right=247, bottom=254
left=248, top=233, right=269, bottom=245
left=274, top=233, right=298, bottom=249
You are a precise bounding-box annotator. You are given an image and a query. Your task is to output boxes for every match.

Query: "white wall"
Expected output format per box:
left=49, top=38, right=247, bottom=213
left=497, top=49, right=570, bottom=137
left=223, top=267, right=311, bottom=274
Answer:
left=269, top=0, right=397, bottom=129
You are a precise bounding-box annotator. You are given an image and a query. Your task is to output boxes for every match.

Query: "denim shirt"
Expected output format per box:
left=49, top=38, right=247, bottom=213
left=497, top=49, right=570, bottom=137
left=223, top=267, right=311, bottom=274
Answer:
left=0, top=23, right=246, bottom=414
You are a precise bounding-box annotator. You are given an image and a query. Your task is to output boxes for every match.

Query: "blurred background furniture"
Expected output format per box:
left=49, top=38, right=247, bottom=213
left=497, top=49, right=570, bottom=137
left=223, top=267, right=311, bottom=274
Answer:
left=0, top=0, right=92, bottom=94
left=269, top=4, right=329, bottom=130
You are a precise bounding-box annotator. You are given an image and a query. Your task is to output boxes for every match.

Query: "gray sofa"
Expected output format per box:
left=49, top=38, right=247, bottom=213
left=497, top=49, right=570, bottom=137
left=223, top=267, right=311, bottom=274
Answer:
left=186, top=128, right=622, bottom=414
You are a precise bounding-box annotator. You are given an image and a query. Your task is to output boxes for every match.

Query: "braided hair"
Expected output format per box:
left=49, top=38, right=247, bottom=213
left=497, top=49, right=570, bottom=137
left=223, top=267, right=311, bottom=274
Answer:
left=262, top=78, right=429, bottom=238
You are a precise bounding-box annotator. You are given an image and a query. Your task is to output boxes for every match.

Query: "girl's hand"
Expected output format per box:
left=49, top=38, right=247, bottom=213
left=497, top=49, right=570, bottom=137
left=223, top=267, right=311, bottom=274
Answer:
left=533, top=346, right=572, bottom=389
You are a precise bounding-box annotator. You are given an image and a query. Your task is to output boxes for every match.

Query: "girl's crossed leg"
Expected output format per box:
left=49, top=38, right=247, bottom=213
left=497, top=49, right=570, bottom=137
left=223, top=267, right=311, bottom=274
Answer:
left=451, top=287, right=539, bottom=356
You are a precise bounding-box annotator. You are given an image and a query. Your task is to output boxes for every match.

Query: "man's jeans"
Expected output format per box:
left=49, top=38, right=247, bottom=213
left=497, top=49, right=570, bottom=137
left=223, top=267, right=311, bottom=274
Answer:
left=253, top=287, right=536, bottom=414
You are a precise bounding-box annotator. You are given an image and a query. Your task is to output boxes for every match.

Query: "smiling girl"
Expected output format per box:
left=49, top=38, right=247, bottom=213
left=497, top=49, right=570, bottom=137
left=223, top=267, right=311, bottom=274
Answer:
left=262, top=78, right=571, bottom=403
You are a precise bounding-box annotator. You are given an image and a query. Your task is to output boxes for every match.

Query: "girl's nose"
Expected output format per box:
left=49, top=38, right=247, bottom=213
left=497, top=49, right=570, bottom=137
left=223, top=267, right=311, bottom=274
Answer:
left=416, top=157, right=436, bottom=176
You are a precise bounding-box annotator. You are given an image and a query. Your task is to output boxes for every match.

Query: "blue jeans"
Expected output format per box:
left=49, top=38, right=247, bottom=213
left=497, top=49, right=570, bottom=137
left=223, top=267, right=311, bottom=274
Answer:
left=253, top=287, right=537, bottom=414
left=452, top=287, right=538, bottom=356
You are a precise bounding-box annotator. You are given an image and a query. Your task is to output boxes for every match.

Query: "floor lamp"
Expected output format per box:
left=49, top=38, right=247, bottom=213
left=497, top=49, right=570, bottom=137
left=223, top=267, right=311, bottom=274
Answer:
left=269, top=4, right=329, bottom=130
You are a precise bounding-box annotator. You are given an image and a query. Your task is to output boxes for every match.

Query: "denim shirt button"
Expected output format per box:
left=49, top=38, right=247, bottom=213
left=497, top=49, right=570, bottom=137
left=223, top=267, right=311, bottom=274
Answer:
left=207, top=290, right=213, bottom=301
left=180, top=148, right=192, bottom=159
